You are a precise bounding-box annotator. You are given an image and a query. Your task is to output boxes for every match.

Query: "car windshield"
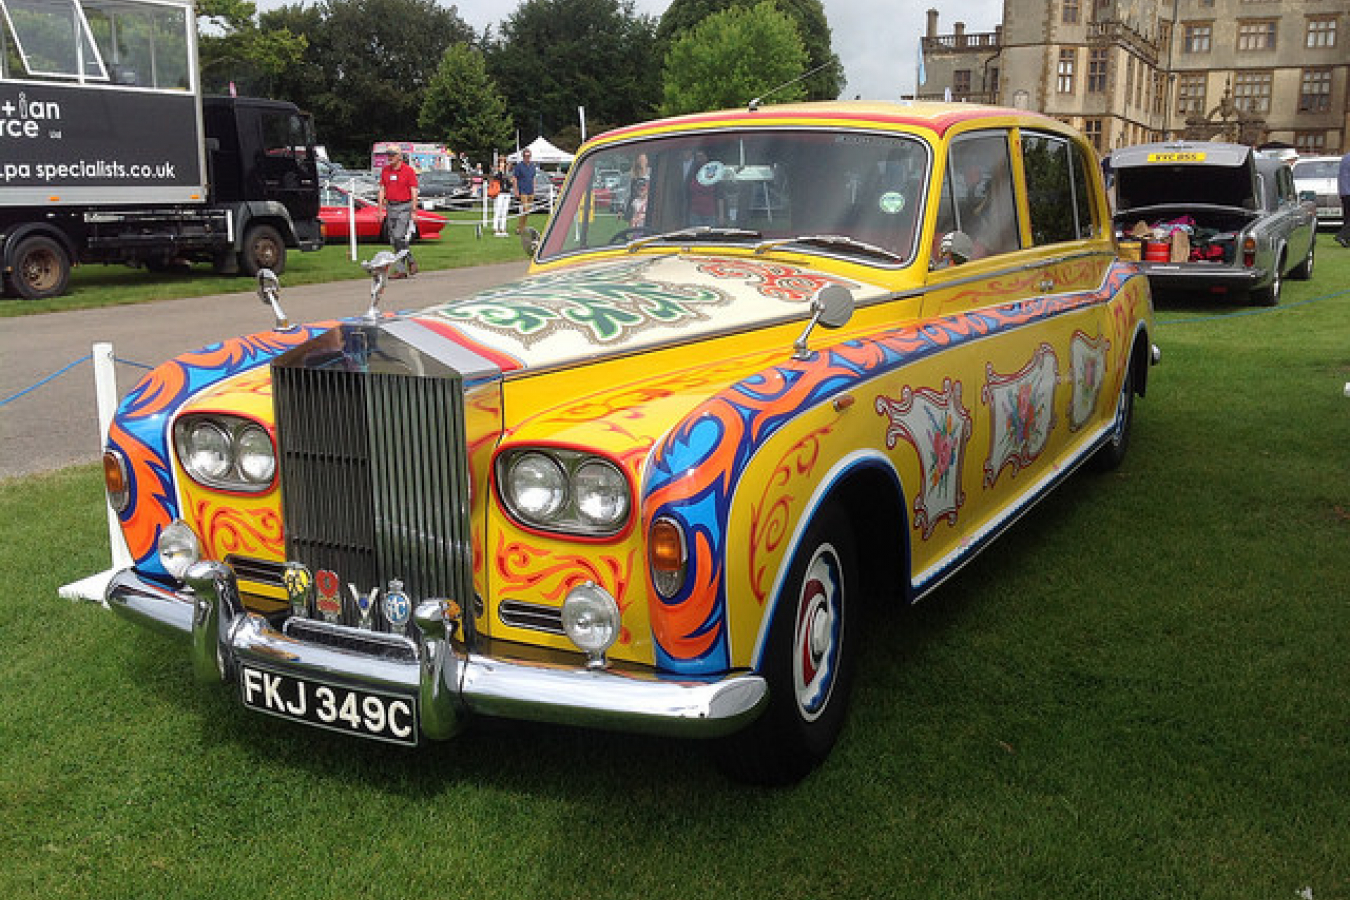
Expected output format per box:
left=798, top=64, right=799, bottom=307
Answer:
left=1293, top=159, right=1339, bottom=179
left=537, top=129, right=930, bottom=267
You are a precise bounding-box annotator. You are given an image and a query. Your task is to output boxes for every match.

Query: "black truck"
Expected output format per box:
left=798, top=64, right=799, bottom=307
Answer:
left=0, top=0, right=322, bottom=299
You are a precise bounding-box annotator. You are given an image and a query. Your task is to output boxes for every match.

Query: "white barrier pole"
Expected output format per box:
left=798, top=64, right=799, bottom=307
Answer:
left=347, top=178, right=358, bottom=262
left=59, top=342, right=132, bottom=604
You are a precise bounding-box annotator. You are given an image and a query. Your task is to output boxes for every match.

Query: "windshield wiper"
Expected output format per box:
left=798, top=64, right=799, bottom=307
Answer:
left=625, top=226, right=761, bottom=253
left=753, top=234, right=906, bottom=264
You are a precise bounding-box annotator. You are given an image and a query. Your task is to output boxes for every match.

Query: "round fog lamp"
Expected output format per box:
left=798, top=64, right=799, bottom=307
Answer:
left=158, top=520, right=201, bottom=580
left=561, top=582, right=620, bottom=665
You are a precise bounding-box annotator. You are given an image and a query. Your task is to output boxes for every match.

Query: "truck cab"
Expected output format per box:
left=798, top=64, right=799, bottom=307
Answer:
left=0, top=0, right=322, bottom=299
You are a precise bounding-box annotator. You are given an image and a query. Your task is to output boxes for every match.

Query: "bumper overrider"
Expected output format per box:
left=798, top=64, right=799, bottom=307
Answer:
left=106, top=561, right=768, bottom=744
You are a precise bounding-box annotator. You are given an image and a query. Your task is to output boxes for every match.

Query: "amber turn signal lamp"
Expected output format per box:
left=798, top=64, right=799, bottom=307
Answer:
left=103, top=449, right=130, bottom=514
left=648, top=517, right=688, bottom=599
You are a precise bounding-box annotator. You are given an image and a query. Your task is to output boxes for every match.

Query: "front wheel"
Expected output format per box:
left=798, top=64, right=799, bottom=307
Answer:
left=8, top=234, right=70, bottom=300
left=715, top=504, right=860, bottom=785
left=238, top=224, right=285, bottom=276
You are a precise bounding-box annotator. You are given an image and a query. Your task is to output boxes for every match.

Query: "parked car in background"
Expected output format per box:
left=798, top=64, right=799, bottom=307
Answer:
left=418, top=171, right=473, bottom=210
left=1110, top=141, right=1317, bottom=306
left=325, top=169, right=380, bottom=201
left=98, top=101, right=1157, bottom=785
left=318, top=184, right=447, bottom=241
left=1291, top=156, right=1344, bottom=229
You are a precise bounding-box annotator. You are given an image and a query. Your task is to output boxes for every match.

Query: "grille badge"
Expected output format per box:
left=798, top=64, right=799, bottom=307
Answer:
left=383, top=580, right=412, bottom=632
left=315, top=569, right=343, bottom=623
left=283, top=562, right=313, bottom=617
left=348, top=583, right=380, bottom=630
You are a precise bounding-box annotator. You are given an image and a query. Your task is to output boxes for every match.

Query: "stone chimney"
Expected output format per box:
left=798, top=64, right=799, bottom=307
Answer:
left=955, top=22, right=966, bottom=47
left=927, top=8, right=939, bottom=39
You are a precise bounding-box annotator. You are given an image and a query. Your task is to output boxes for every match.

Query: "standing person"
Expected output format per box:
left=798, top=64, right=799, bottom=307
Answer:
left=377, top=147, right=419, bottom=277
left=491, top=158, right=513, bottom=237
left=1336, top=152, right=1350, bottom=248
left=512, top=148, right=538, bottom=235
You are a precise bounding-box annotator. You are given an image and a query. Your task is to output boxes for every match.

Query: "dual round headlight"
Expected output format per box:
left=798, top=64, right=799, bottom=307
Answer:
left=174, top=415, right=276, bottom=491
left=498, top=449, right=631, bottom=536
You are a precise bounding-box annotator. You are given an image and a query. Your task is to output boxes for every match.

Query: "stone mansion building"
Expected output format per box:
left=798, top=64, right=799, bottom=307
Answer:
left=914, top=0, right=1349, bottom=156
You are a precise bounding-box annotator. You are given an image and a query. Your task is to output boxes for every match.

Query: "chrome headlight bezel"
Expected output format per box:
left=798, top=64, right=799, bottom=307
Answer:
left=496, top=447, right=633, bottom=537
left=173, top=414, right=277, bottom=492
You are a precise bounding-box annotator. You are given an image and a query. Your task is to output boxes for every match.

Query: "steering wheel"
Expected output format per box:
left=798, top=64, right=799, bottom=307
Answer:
left=610, top=226, right=653, bottom=245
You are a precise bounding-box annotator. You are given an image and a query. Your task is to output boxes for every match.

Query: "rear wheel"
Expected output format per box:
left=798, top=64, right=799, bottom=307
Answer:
left=238, top=224, right=285, bottom=276
left=8, top=234, right=70, bottom=300
left=1289, top=239, right=1315, bottom=280
left=1093, top=356, right=1135, bottom=472
left=1253, top=254, right=1282, bottom=306
left=715, top=504, right=860, bottom=785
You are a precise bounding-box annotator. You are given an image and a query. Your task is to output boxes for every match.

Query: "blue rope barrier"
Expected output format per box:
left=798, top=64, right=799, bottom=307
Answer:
left=1157, top=285, right=1350, bottom=326
left=0, top=354, right=151, bottom=408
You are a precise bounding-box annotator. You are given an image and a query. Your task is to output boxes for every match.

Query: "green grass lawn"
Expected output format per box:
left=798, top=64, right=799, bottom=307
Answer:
left=0, top=209, right=531, bottom=318
left=2, top=246, right=1349, bottom=898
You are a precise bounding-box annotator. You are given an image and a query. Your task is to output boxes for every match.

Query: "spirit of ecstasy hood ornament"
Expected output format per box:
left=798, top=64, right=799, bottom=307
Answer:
left=361, top=249, right=409, bottom=320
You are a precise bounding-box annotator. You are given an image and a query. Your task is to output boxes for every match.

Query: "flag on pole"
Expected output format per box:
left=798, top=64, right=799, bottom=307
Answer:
left=916, top=37, right=927, bottom=86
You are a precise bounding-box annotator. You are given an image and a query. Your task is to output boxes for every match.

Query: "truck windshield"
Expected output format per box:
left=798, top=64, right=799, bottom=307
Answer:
left=1, top=0, right=190, bottom=90
left=538, top=129, right=931, bottom=268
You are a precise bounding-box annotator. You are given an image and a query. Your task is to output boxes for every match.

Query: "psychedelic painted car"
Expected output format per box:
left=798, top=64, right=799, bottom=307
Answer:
left=100, top=102, right=1157, bottom=784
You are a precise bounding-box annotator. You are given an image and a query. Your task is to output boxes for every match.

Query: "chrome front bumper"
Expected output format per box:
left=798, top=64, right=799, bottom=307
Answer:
left=106, top=562, right=767, bottom=741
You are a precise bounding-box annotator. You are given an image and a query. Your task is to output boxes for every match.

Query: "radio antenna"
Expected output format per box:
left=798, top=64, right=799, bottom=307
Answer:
left=748, top=61, right=830, bottom=112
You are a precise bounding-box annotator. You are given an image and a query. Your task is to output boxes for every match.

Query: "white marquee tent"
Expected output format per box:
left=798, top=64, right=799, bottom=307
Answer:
left=507, top=136, right=574, bottom=166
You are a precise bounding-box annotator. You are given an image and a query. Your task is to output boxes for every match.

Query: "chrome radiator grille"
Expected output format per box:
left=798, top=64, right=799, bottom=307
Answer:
left=273, top=362, right=474, bottom=632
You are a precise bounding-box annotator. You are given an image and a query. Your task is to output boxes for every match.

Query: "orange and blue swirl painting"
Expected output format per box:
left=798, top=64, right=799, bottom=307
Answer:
left=108, top=326, right=334, bottom=578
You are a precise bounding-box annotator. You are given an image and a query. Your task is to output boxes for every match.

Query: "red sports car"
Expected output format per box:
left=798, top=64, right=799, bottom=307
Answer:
left=319, top=184, right=449, bottom=242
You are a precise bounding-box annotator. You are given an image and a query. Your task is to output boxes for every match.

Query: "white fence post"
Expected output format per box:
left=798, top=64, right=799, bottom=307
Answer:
left=59, top=342, right=132, bottom=604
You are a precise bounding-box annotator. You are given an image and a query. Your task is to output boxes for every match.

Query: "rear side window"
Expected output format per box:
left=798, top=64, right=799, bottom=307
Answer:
left=940, top=131, right=1020, bottom=259
left=1022, top=131, right=1096, bottom=245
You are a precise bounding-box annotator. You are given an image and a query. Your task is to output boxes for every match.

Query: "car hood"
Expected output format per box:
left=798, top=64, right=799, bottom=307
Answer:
left=406, top=254, right=887, bottom=374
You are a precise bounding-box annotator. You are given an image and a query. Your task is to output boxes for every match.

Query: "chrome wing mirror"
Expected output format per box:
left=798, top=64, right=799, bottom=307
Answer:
left=792, top=284, right=855, bottom=361
left=256, top=268, right=294, bottom=331
left=360, top=248, right=408, bottom=320
left=934, top=231, right=974, bottom=269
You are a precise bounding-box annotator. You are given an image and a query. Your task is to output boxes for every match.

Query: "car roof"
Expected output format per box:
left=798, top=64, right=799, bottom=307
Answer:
left=592, top=100, right=1069, bottom=146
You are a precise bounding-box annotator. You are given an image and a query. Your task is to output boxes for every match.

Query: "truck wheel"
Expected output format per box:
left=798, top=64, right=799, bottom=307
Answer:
left=714, top=504, right=860, bottom=785
left=9, top=235, right=70, bottom=300
left=239, top=224, right=285, bottom=276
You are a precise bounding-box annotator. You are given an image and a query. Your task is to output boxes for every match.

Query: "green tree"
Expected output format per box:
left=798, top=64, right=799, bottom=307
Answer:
left=197, top=0, right=307, bottom=96
left=261, top=0, right=474, bottom=164
left=419, top=44, right=514, bottom=164
left=656, top=0, right=843, bottom=100
left=486, top=0, right=659, bottom=143
left=660, top=2, right=808, bottom=115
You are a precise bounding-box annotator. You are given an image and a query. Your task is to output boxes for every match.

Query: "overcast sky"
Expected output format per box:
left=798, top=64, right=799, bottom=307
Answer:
left=257, top=0, right=1005, bottom=101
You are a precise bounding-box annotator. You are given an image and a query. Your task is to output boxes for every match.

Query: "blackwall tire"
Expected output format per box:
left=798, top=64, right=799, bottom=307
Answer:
left=239, top=224, right=286, bottom=277
left=9, top=235, right=70, bottom=300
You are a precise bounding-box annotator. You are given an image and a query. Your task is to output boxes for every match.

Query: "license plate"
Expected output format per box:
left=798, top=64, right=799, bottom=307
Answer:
left=239, top=665, right=419, bottom=746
